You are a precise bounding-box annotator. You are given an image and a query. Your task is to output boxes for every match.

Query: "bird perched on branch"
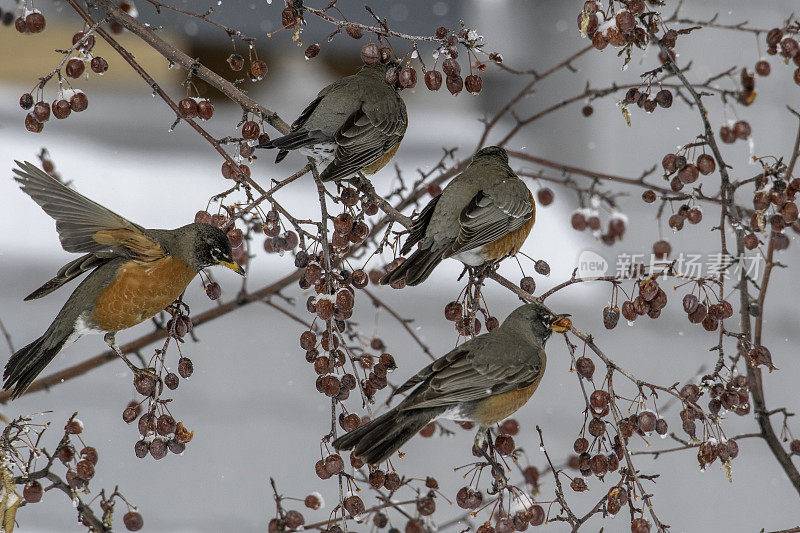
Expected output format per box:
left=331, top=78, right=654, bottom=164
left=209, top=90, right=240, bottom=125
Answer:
left=333, top=302, right=570, bottom=489
left=258, top=61, right=407, bottom=182
left=3, top=161, right=244, bottom=399
left=380, top=146, right=535, bottom=286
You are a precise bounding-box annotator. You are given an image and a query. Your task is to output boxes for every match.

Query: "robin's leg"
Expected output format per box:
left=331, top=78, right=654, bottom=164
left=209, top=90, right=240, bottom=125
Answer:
left=473, top=426, right=508, bottom=494
left=104, top=332, right=158, bottom=381
left=164, top=294, right=190, bottom=317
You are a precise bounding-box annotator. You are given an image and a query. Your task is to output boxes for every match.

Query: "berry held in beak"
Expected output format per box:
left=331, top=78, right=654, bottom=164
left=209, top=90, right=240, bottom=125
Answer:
left=549, top=314, right=572, bottom=333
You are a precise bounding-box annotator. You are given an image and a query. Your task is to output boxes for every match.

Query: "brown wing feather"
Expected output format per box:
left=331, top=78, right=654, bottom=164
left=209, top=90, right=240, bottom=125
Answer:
left=319, top=98, right=407, bottom=182
left=444, top=179, right=534, bottom=258
left=13, top=161, right=151, bottom=255
left=395, top=337, right=543, bottom=411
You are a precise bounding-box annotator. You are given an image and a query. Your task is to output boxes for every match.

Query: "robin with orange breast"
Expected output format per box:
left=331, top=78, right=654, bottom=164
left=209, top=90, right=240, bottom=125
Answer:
left=333, top=302, right=571, bottom=489
left=380, top=146, right=534, bottom=286
left=258, top=61, right=407, bottom=182
left=3, top=161, right=245, bottom=399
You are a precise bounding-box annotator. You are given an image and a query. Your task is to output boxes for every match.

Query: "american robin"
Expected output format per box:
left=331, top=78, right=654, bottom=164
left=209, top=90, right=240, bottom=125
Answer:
left=3, top=161, right=245, bottom=399
left=333, top=302, right=571, bottom=476
left=380, top=146, right=534, bottom=286
left=258, top=61, right=407, bottom=182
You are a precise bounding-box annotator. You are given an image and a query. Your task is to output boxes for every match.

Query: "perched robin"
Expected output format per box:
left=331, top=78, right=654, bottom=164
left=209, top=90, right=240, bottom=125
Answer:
left=258, top=61, right=408, bottom=182
left=333, top=302, right=571, bottom=478
left=3, top=161, right=245, bottom=399
left=380, top=146, right=534, bottom=286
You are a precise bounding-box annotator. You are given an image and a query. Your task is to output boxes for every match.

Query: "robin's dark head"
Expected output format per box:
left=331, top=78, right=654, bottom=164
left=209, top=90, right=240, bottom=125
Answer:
left=181, top=223, right=245, bottom=275
left=474, top=146, right=509, bottom=164
left=502, top=302, right=571, bottom=344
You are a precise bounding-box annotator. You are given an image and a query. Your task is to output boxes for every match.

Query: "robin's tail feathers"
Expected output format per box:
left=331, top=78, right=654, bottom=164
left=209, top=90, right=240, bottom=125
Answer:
left=333, top=407, right=442, bottom=465
left=3, top=329, right=68, bottom=399
left=379, top=247, right=443, bottom=287
left=258, top=131, right=320, bottom=163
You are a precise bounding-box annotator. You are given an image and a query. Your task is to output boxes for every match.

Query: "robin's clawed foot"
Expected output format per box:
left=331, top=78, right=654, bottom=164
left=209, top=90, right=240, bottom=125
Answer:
left=104, top=332, right=159, bottom=381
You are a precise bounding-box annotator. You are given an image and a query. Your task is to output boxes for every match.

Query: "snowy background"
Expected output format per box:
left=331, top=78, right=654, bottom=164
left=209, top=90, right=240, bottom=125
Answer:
left=0, top=1, right=799, bottom=531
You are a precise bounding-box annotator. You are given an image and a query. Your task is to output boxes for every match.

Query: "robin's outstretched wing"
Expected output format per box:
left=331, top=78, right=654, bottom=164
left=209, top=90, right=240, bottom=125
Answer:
left=13, top=161, right=162, bottom=259
left=444, top=179, right=534, bottom=258
left=394, top=338, right=543, bottom=411
left=318, top=97, right=408, bottom=182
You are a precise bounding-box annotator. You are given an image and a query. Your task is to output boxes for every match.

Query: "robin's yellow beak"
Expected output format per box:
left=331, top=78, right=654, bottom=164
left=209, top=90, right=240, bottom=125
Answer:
left=548, top=314, right=572, bottom=333
left=219, top=260, right=246, bottom=276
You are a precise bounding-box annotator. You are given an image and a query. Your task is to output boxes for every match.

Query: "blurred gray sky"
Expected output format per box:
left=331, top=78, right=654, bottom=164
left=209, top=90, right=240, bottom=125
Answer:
left=1, top=1, right=799, bottom=531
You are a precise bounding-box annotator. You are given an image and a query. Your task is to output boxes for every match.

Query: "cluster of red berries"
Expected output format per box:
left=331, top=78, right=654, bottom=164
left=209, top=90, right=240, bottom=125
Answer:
left=580, top=0, right=648, bottom=51
left=765, top=27, right=800, bottom=86
left=178, top=97, right=214, bottom=121
left=124, top=398, right=193, bottom=460
left=570, top=208, right=628, bottom=245
left=260, top=210, right=300, bottom=256
left=226, top=52, right=268, bottom=81
left=719, top=120, right=752, bottom=144
left=701, top=373, right=751, bottom=419
left=19, top=27, right=111, bottom=133
left=21, top=415, right=145, bottom=531
left=12, top=9, right=46, bottom=34
left=681, top=293, right=734, bottom=332
left=443, top=300, right=495, bottom=337
left=479, top=503, right=547, bottom=532
left=668, top=203, right=703, bottom=232
left=623, top=86, right=673, bottom=114
left=660, top=152, right=716, bottom=192
left=745, top=176, right=800, bottom=251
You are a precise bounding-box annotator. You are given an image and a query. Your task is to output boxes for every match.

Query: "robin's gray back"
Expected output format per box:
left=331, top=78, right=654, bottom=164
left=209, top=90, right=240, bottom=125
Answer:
left=420, top=153, right=521, bottom=249
left=301, top=66, right=403, bottom=138
left=392, top=314, right=546, bottom=412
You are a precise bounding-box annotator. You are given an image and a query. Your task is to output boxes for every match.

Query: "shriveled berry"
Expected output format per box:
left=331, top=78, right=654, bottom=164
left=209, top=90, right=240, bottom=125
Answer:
left=603, top=305, right=620, bottom=329
left=90, top=56, right=109, bottom=74
left=425, top=70, right=442, bottom=91
left=123, top=511, right=144, bottom=531
left=534, top=260, right=550, bottom=276
left=178, top=357, right=194, bottom=378
left=133, top=373, right=156, bottom=396
left=573, top=437, right=589, bottom=453
left=227, top=53, right=244, bottom=71
left=631, top=518, right=650, bottom=533
left=251, top=60, right=268, bottom=79
left=465, top=74, right=483, bottom=94
left=520, top=276, right=535, bottom=293
left=20, top=93, right=34, bottom=110
left=655, top=89, right=673, bottom=108
left=495, top=434, right=515, bottom=455
left=576, top=356, right=595, bottom=379
left=399, top=67, right=417, bottom=89
left=570, top=477, right=588, bottom=492
left=446, top=75, right=463, bottom=95
left=343, top=495, right=365, bottom=517
left=134, top=439, right=149, bottom=458
left=361, top=43, right=380, bottom=65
